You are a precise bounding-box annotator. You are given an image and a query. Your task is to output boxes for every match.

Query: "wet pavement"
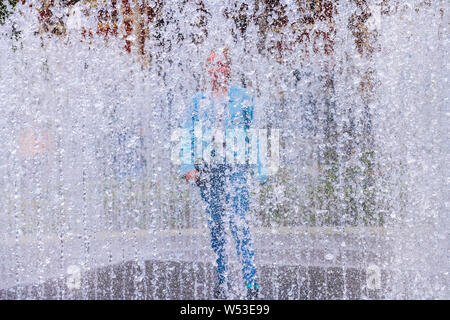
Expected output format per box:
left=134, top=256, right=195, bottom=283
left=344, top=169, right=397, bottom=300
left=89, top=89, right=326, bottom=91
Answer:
left=0, top=259, right=388, bottom=300
left=0, top=227, right=389, bottom=299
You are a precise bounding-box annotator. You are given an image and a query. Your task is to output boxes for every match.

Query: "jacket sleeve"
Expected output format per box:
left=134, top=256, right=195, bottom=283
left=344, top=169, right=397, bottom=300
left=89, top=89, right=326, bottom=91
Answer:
left=256, top=132, right=268, bottom=184
left=244, top=94, right=268, bottom=184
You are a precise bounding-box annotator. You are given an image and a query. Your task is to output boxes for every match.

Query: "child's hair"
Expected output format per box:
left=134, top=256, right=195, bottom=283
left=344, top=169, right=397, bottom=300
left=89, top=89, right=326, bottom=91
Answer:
left=204, top=48, right=231, bottom=95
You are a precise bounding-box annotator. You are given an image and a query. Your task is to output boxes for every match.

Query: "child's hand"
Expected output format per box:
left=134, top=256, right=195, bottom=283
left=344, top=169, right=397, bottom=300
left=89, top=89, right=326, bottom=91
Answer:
left=185, top=169, right=199, bottom=183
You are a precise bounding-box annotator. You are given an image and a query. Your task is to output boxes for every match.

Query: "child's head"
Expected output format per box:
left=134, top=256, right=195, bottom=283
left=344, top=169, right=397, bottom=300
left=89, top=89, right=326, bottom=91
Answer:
left=206, top=49, right=231, bottom=96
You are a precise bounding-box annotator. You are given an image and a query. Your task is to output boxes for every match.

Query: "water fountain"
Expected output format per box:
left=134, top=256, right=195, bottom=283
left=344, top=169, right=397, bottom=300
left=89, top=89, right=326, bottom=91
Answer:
left=0, top=0, right=447, bottom=299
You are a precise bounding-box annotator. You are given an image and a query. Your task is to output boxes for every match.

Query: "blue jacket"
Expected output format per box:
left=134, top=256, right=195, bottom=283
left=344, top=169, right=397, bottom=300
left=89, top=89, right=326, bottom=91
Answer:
left=180, top=86, right=268, bottom=183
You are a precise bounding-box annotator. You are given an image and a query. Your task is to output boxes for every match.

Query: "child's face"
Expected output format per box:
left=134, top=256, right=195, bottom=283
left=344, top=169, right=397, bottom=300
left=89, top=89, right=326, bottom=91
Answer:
left=206, top=52, right=230, bottom=95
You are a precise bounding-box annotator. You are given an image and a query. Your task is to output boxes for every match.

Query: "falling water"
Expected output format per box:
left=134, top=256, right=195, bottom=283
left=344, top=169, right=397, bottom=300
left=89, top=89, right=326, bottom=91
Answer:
left=0, top=0, right=447, bottom=299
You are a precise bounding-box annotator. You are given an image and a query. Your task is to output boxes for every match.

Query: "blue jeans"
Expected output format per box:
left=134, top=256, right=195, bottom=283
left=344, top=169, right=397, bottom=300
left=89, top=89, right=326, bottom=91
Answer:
left=197, top=164, right=257, bottom=288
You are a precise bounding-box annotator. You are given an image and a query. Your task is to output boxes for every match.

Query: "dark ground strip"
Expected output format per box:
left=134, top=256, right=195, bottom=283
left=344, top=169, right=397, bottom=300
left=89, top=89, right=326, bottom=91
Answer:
left=0, top=260, right=387, bottom=300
